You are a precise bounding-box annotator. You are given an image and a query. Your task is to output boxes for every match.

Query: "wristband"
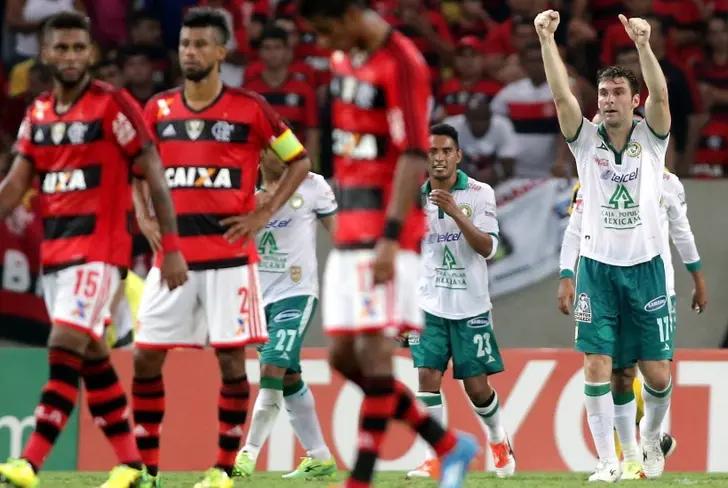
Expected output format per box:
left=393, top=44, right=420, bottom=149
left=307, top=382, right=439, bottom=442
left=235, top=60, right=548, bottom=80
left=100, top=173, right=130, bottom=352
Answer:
left=559, top=269, right=575, bottom=279
left=383, top=219, right=402, bottom=240
left=161, top=233, right=181, bottom=254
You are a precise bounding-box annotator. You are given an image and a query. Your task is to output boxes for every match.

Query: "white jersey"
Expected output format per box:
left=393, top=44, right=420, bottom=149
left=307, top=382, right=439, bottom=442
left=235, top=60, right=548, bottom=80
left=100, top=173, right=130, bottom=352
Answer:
left=256, top=173, right=337, bottom=305
left=418, top=170, right=499, bottom=319
left=566, top=118, right=668, bottom=266
left=560, top=172, right=701, bottom=295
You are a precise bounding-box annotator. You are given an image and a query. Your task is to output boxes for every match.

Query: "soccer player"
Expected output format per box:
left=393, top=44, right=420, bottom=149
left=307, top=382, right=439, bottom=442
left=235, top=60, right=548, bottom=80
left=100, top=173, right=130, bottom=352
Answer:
left=536, top=9, right=673, bottom=481
left=131, top=8, right=310, bottom=488
left=0, top=12, right=187, bottom=488
left=233, top=151, right=337, bottom=479
left=407, top=123, right=515, bottom=480
left=300, top=2, right=478, bottom=488
left=558, top=170, right=706, bottom=479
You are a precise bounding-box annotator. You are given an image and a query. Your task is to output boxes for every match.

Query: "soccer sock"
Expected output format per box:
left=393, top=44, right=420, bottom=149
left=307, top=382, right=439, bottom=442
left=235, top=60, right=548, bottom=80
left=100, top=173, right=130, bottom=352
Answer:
left=584, top=382, right=617, bottom=463
left=612, top=390, right=639, bottom=462
left=243, top=376, right=282, bottom=462
left=22, top=347, right=83, bottom=471
left=82, top=357, right=142, bottom=469
left=416, top=392, right=443, bottom=460
left=472, top=390, right=506, bottom=444
left=641, top=379, right=672, bottom=440
left=283, top=379, right=331, bottom=461
left=216, top=375, right=250, bottom=476
left=393, top=381, right=457, bottom=457
left=132, top=375, right=165, bottom=476
left=347, top=376, right=397, bottom=488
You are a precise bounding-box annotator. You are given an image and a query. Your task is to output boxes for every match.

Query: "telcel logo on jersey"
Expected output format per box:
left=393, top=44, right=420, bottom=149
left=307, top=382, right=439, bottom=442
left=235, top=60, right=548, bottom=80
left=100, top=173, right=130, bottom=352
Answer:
left=425, top=231, right=462, bottom=244
left=601, top=167, right=639, bottom=182
left=265, top=218, right=291, bottom=229
left=165, top=167, right=235, bottom=189
left=644, top=295, right=667, bottom=312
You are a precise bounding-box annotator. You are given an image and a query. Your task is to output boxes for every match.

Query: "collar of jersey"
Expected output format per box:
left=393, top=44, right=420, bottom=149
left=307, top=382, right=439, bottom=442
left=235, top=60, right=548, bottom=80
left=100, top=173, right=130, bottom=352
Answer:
left=422, top=169, right=469, bottom=194
left=597, top=119, right=638, bottom=165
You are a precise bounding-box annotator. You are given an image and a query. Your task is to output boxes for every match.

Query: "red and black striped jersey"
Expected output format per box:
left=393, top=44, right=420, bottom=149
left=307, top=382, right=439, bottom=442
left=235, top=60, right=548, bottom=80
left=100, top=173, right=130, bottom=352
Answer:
left=244, top=73, right=318, bottom=142
left=15, top=80, right=149, bottom=271
left=695, top=118, right=728, bottom=166
left=696, top=58, right=728, bottom=119
left=438, top=77, right=502, bottom=117
left=144, top=86, right=305, bottom=269
left=330, top=30, right=429, bottom=252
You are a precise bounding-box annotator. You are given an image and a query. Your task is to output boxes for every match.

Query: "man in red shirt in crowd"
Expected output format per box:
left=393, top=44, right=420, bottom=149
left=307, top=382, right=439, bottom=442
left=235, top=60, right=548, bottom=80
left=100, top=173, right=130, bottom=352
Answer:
left=300, top=1, right=478, bottom=488
left=131, top=8, right=310, bottom=488
left=0, top=12, right=187, bottom=488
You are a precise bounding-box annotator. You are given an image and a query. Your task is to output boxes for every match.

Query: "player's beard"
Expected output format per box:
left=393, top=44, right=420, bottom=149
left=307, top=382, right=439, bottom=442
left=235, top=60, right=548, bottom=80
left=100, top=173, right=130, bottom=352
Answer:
left=183, top=64, right=215, bottom=82
left=51, top=65, right=87, bottom=90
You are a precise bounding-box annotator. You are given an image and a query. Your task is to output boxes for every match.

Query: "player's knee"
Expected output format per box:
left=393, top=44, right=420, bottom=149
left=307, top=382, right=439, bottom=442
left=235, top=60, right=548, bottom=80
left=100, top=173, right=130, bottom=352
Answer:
left=611, top=368, right=636, bottom=393
left=417, top=368, right=442, bottom=392
left=463, top=376, right=493, bottom=406
left=260, top=363, right=286, bottom=379
left=283, top=372, right=302, bottom=387
left=584, top=354, right=612, bottom=382
left=47, top=323, right=90, bottom=354
left=215, top=348, right=246, bottom=380
left=133, top=347, right=166, bottom=378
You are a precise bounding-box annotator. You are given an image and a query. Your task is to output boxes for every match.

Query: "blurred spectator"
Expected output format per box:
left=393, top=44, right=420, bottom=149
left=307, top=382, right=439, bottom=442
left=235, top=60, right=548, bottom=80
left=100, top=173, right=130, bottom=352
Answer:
left=92, top=55, right=125, bottom=89
left=5, top=0, right=85, bottom=62
left=447, top=0, right=496, bottom=41
left=600, top=0, right=652, bottom=66
left=84, top=0, right=129, bottom=49
left=127, top=10, right=173, bottom=87
left=0, top=61, right=52, bottom=147
left=444, top=95, right=519, bottom=185
left=244, top=26, right=319, bottom=165
left=288, top=18, right=331, bottom=90
left=436, top=36, right=502, bottom=119
left=482, top=13, right=538, bottom=84
left=140, top=0, right=197, bottom=50
left=490, top=44, right=562, bottom=178
left=119, top=45, right=165, bottom=106
left=386, top=0, right=454, bottom=83
left=653, top=0, right=707, bottom=68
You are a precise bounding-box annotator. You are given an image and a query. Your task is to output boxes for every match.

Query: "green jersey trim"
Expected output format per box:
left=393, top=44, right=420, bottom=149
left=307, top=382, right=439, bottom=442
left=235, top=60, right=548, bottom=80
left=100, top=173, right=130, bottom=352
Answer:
left=597, top=120, right=638, bottom=165
left=422, top=169, right=469, bottom=194
left=564, top=118, right=584, bottom=144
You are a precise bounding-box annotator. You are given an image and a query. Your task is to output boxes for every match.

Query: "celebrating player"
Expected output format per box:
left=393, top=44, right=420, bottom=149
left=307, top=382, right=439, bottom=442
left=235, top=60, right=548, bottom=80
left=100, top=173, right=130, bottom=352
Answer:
left=131, top=8, right=310, bottom=488
left=407, top=124, right=515, bottom=480
left=0, top=12, right=186, bottom=488
left=558, top=169, right=706, bottom=478
left=233, top=152, right=337, bottom=479
left=300, top=2, right=478, bottom=488
left=537, top=9, right=673, bottom=481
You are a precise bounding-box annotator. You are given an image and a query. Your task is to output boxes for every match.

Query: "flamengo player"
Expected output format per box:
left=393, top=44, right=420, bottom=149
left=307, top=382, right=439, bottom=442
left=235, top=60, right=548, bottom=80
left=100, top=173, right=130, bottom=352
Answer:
left=0, top=12, right=187, bottom=488
left=300, top=2, right=478, bottom=488
left=132, top=9, right=310, bottom=488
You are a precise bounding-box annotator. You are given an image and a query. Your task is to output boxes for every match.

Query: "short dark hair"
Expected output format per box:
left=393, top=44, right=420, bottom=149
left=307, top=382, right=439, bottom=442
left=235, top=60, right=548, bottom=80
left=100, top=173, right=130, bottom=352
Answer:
left=118, top=45, right=153, bottom=67
left=430, top=123, right=460, bottom=148
left=299, top=0, right=366, bottom=19
left=260, top=26, right=289, bottom=45
left=43, top=11, right=90, bottom=38
left=597, top=65, right=640, bottom=96
left=129, top=10, right=158, bottom=29
left=182, top=7, right=230, bottom=45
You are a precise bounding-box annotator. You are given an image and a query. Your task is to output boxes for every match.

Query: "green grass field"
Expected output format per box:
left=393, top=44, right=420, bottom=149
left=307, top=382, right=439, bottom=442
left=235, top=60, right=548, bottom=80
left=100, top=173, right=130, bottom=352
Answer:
left=37, top=472, right=728, bottom=487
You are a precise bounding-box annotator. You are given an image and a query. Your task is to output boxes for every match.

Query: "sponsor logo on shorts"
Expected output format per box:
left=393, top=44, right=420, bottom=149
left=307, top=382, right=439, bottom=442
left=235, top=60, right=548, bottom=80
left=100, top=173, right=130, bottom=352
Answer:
left=466, top=316, right=490, bottom=328
left=574, top=293, right=592, bottom=323
left=274, top=309, right=303, bottom=322
left=644, top=295, right=667, bottom=312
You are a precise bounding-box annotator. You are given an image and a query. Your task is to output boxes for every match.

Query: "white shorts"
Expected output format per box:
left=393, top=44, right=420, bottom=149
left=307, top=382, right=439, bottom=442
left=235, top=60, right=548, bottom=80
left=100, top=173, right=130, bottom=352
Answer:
left=43, top=262, right=120, bottom=341
left=322, top=249, right=423, bottom=337
left=136, top=264, right=267, bottom=349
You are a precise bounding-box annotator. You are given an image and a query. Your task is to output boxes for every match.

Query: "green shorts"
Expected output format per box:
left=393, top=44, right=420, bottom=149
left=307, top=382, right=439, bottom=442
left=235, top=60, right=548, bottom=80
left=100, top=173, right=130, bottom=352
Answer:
left=574, top=256, right=673, bottom=366
left=409, top=311, right=504, bottom=379
left=257, top=295, right=318, bottom=374
left=613, top=295, right=677, bottom=369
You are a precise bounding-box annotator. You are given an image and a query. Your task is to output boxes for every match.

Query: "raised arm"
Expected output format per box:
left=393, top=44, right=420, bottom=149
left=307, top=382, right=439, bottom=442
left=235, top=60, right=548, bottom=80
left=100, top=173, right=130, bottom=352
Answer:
left=534, top=10, right=583, bottom=140
left=619, top=14, right=670, bottom=136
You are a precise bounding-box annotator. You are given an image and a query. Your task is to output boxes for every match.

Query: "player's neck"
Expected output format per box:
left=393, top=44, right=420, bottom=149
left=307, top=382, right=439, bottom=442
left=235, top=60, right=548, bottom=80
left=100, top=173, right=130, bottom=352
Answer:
left=604, top=122, right=633, bottom=151
left=355, top=10, right=390, bottom=53
left=54, top=74, right=90, bottom=111
left=430, top=173, right=457, bottom=191
left=262, top=67, right=289, bottom=87
left=184, top=76, right=223, bottom=111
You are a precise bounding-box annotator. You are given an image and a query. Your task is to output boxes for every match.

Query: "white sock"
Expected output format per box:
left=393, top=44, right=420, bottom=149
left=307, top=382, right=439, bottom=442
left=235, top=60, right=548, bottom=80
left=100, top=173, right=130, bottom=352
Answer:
left=641, top=379, right=672, bottom=440
left=416, top=392, right=443, bottom=460
left=613, top=394, right=639, bottom=462
left=284, top=382, right=331, bottom=460
left=472, top=390, right=506, bottom=444
left=243, top=386, right=283, bottom=461
left=585, top=382, right=617, bottom=463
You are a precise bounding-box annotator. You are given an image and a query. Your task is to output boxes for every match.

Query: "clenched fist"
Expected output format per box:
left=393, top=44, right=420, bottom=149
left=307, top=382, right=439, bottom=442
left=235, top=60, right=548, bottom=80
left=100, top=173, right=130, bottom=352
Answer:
left=619, top=14, right=651, bottom=47
left=534, top=10, right=560, bottom=40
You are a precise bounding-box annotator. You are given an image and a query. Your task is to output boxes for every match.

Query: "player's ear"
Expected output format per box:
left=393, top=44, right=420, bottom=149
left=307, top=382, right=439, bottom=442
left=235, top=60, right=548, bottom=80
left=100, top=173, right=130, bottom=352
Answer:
left=216, top=44, right=227, bottom=63
left=632, top=92, right=640, bottom=109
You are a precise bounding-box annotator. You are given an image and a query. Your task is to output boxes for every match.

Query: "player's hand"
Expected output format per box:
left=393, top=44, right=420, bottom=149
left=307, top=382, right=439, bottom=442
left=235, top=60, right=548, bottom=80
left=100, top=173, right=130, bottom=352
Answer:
left=160, top=251, right=188, bottom=290
left=372, top=238, right=398, bottom=285
left=534, top=10, right=560, bottom=40
left=220, top=207, right=273, bottom=244
left=557, top=277, right=575, bottom=315
left=429, top=189, right=460, bottom=218
left=692, top=274, right=708, bottom=314
left=136, top=214, right=161, bottom=253
left=619, top=14, right=651, bottom=48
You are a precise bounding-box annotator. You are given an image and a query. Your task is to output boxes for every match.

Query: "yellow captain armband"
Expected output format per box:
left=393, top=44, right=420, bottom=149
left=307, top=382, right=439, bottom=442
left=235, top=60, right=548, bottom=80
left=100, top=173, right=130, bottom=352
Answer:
left=271, top=128, right=305, bottom=162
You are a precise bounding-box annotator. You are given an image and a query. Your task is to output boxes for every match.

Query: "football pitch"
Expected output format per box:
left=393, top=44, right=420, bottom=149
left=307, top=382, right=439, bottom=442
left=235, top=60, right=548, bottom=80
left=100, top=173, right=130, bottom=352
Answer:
left=37, top=472, right=728, bottom=487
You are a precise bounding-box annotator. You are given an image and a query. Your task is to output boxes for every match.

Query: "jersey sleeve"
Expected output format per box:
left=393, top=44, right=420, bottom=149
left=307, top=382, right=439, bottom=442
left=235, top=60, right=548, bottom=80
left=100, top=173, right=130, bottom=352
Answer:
left=565, top=118, right=598, bottom=175
left=252, top=93, right=307, bottom=163
left=313, top=175, right=337, bottom=217
left=13, top=110, right=36, bottom=164
left=473, top=185, right=499, bottom=259
left=107, top=89, right=152, bottom=159
left=666, top=176, right=701, bottom=269
left=639, top=119, right=669, bottom=171
left=142, top=97, right=162, bottom=145
left=383, top=44, right=431, bottom=155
